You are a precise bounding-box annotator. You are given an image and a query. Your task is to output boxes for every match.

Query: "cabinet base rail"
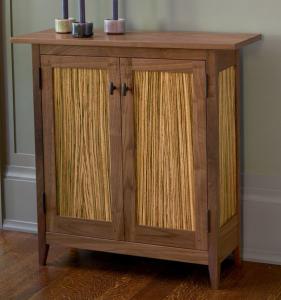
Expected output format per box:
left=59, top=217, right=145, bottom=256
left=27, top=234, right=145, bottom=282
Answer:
left=46, top=232, right=209, bottom=265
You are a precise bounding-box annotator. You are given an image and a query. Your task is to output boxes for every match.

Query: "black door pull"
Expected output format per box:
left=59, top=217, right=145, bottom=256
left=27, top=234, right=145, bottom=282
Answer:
left=121, top=83, right=130, bottom=96
left=109, top=82, right=117, bottom=95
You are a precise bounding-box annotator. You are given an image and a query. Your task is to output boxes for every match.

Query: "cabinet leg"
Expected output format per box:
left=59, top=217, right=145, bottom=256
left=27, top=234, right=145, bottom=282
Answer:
left=233, top=246, right=241, bottom=267
left=208, top=262, right=221, bottom=289
left=39, top=244, right=49, bottom=266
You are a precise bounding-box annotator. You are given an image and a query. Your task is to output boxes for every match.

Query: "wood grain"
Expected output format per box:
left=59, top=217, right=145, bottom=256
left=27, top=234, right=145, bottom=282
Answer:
left=217, top=50, right=236, bottom=71
left=32, top=45, right=49, bottom=265
left=1, top=231, right=281, bottom=300
left=132, top=59, right=195, bottom=72
left=219, top=66, right=237, bottom=227
left=219, top=215, right=239, bottom=262
left=192, top=62, right=208, bottom=250
left=206, top=51, right=221, bottom=289
left=134, top=226, right=196, bottom=249
left=53, top=67, right=112, bottom=222
left=46, top=232, right=209, bottom=265
left=120, top=57, right=136, bottom=243
left=42, top=56, right=124, bottom=240
left=11, top=29, right=262, bottom=50
left=121, top=58, right=207, bottom=250
left=41, top=55, right=111, bottom=68
left=40, top=44, right=208, bottom=60
left=134, top=70, right=195, bottom=231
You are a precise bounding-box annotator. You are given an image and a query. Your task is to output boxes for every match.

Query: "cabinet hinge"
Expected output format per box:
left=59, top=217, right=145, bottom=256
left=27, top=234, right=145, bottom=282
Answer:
left=206, top=74, right=209, bottom=98
left=39, top=67, right=42, bottom=90
left=208, top=210, right=211, bottom=233
left=42, top=192, right=46, bottom=214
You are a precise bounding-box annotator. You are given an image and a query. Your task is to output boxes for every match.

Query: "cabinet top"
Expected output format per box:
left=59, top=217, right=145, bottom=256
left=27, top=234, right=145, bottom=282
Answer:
left=11, top=29, right=261, bottom=50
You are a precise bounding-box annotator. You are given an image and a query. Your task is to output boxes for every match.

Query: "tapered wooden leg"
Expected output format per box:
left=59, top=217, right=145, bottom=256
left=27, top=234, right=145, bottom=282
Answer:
left=32, top=45, right=49, bottom=267
left=39, top=244, right=49, bottom=266
left=233, top=246, right=241, bottom=267
left=209, top=262, right=221, bottom=289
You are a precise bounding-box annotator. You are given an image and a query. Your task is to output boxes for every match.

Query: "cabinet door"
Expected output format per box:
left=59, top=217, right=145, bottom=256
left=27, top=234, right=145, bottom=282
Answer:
left=41, top=56, right=124, bottom=240
left=121, top=58, right=207, bottom=249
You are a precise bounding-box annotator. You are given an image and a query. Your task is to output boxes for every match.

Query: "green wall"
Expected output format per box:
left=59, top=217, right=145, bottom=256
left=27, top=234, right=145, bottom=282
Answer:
left=9, top=0, right=281, bottom=177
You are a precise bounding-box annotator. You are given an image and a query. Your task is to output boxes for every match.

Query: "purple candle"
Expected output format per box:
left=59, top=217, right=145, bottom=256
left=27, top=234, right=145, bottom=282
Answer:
left=113, top=0, right=118, bottom=20
left=79, top=0, right=86, bottom=23
left=62, top=0, right=68, bottom=19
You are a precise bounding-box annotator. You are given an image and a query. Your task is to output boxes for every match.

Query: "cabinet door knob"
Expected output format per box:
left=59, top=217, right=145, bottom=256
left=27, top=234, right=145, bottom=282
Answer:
left=121, top=83, right=130, bottom=96
left=109, top=82, right=117, bottom=95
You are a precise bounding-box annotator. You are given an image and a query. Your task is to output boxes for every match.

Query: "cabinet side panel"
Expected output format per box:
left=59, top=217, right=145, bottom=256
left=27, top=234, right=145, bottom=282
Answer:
left=219, top=66, right=237, bottom=227
left=134, top=71, right=196, bottom=231
left=53, top=68, right=112, bottom=222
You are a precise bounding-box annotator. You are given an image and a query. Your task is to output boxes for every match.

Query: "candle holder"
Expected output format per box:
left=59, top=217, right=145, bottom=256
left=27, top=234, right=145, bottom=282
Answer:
left=55, top=18, right=75, bottom=34
left=104, top=18, right=126, bottom=35
left=104, top=0, right=125, bottom=34
left=72, top=22, right=94, bottom=38
left=55, top=0, right=75, bottom=33
left=72, top=0, right=94, bottom=38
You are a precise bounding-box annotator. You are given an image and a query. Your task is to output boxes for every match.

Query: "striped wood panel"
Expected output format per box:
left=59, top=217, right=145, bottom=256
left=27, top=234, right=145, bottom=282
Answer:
left=134, top=71, right=196, bottom=231
left=53, top=68, right=112, bottom=222
left=219, top=66, right=237, bottom=226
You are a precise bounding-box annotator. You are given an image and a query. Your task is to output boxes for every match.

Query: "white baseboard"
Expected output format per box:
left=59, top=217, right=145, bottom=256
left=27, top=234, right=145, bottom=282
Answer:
left=243, top=248, right=281, bottom=265
left=3, top=219, right=37, bottom=233
left=242, top=173, right=281, bottom=265
left=5, top=165, right=36, bottom=182
left=3, top=166, right=37, bottom=226
left=1, top=172, right=280, bottom=265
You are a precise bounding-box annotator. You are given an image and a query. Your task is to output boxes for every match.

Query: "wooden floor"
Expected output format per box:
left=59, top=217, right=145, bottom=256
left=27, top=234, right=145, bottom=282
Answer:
left=1, top=230, right=281, bottom=300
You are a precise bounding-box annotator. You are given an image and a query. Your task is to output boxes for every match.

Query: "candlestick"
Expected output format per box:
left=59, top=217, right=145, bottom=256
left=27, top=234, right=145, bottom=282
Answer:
left=113, top=0, right=118, bottom=20
left=55, top=0, right=74, bottom=34
left=62, top=0, right=68, bottom=19
left=104, top=0, right=125, bottom=35
left=79, top=0, right=86, bottom=23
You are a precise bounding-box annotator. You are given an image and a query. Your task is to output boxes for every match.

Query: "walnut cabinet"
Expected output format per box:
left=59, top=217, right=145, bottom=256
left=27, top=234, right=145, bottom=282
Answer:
left=11, top=30, right=261, bottom=289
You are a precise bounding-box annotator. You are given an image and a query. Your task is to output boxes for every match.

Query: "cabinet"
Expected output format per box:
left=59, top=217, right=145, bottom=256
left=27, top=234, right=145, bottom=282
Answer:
left=11, top=30, right=261, bottom=289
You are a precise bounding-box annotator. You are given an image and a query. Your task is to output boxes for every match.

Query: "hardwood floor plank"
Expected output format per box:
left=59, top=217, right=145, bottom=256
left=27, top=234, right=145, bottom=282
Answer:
left=96, top=258, right=172, bottom=300
left=1, top=230, right=281, bottom=300
left=0, top=232, right=74, bottom=300
left=30, top=252, right=140, bottom=299
left=130, top=263, right=195, bottom=300
left=0, top=230, right=34, bottom=256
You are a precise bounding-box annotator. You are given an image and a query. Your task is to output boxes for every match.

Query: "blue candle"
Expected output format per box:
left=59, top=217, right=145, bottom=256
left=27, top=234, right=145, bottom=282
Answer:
left=79, top=0, right=86, bottom=23
left=113, top=0, right=118, bottom=20
left=62, top=0, right=68, bottom=19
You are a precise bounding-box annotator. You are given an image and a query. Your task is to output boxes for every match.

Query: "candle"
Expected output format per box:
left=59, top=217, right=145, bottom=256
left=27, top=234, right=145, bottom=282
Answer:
left=113, top=0, right=118, bottom=20
left=79, top=0, right=86, bottom=23
left=62, top=0, right=68, bottom=19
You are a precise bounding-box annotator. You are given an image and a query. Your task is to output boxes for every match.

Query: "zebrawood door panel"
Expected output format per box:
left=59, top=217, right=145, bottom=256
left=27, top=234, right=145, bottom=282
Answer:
left=134, top=70, right=195, bottom=231
left=218, top=66, right=237, bottom=227
left=53, top=67, right=112, bottom=222
left=121, top=58, right=208, bottom=249
left=41, top=56, right=124, bottom=240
